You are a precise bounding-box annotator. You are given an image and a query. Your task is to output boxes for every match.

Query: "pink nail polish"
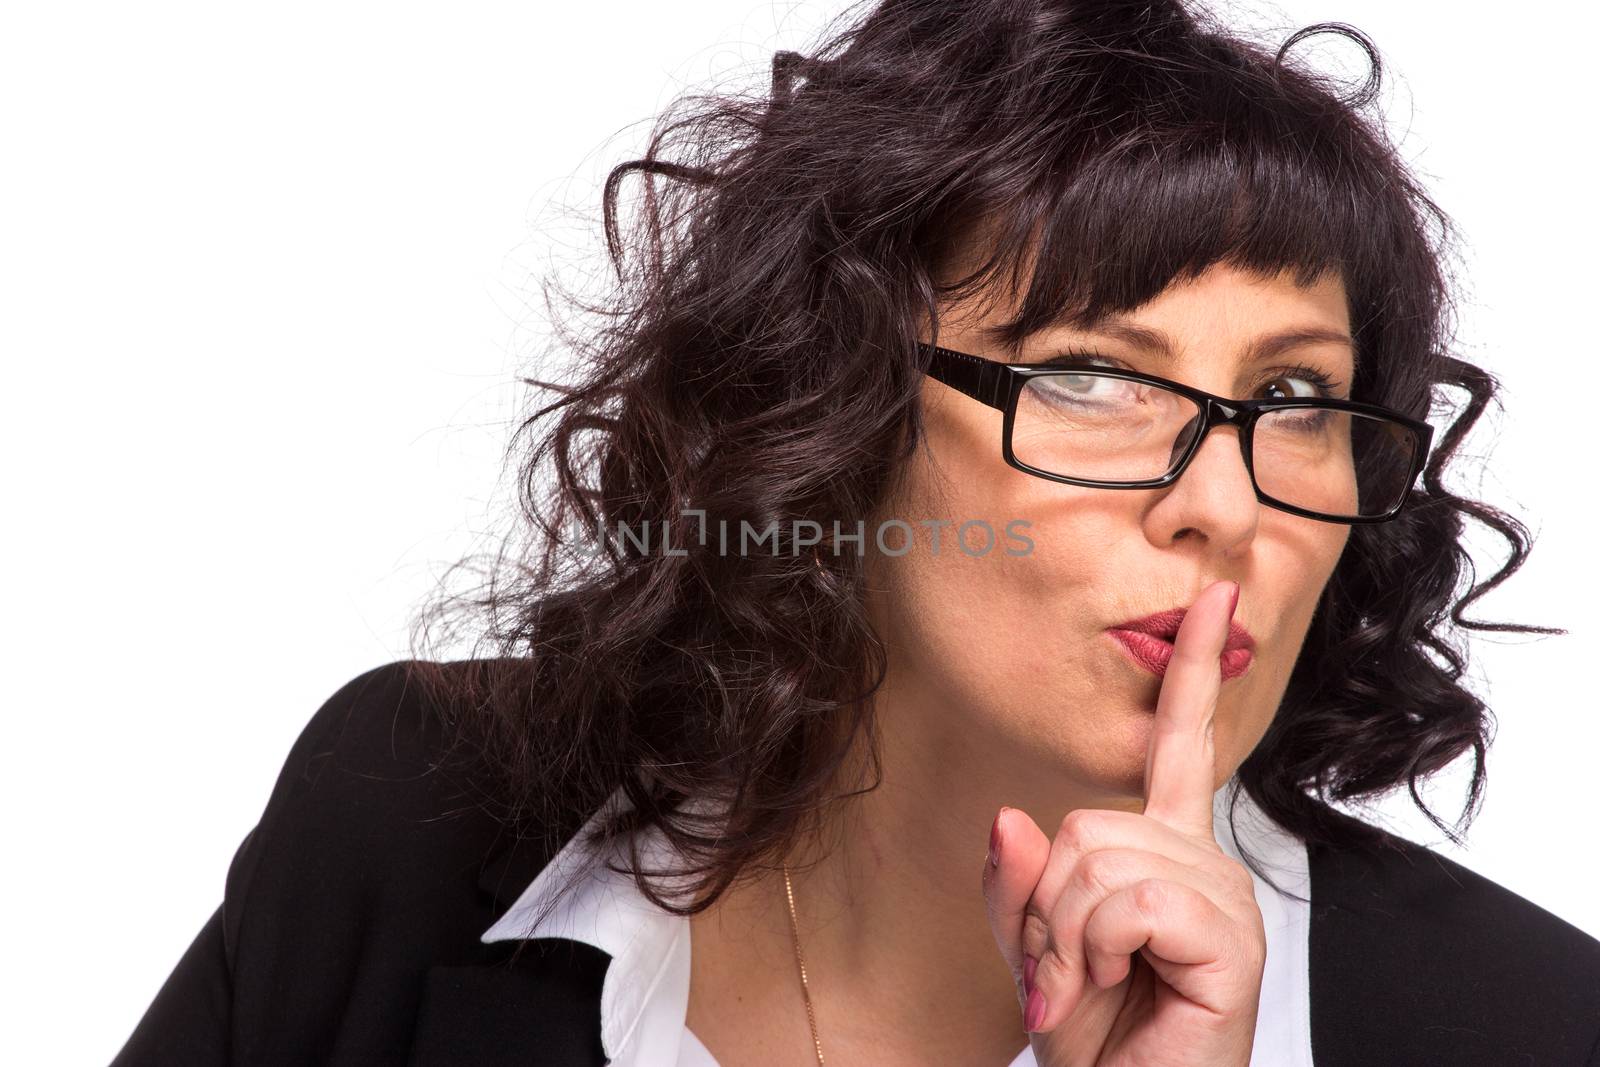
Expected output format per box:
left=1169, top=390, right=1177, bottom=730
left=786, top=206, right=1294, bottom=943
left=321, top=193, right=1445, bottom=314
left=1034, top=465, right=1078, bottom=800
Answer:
left=1025, top=987, right=1047, bottom=1032
left=988, top=808, right=1004, bottom=868
left=1228, top=581, right=1241, bottom=619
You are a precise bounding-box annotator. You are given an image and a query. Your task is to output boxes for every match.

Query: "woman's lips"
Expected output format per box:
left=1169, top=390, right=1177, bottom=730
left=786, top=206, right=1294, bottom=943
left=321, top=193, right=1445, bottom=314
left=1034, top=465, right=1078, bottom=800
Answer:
left=1107, top=629, right=1254, bottom=681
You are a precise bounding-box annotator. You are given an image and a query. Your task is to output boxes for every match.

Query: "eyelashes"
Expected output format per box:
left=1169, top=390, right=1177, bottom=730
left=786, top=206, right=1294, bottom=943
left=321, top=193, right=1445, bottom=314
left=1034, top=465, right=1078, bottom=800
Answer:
left=1040, top=348, right=1347, bottom=400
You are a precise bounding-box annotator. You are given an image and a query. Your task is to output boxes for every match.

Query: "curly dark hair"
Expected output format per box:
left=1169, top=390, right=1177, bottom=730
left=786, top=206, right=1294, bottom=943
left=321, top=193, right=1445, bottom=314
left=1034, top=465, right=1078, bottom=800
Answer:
left=403, top=0, right=1564, bottom=938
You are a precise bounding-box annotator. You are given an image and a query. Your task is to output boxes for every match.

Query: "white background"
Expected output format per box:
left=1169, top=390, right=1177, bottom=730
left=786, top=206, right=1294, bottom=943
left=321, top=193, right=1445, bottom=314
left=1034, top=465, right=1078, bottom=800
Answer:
left=4, top=1, right=1595, bottom=1062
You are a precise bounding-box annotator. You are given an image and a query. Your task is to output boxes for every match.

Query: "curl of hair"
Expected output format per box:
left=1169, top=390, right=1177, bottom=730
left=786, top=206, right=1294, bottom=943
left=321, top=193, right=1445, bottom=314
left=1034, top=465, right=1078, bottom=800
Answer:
left=405, top=0, right=1565, bottom=935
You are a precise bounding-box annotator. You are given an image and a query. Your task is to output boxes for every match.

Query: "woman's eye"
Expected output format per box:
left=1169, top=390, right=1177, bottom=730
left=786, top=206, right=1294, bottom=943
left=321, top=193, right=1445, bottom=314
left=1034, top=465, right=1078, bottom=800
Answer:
left=1044, top=352, right=1343, bottom=401
left=1060, top=372, right=1107, bottom=392
left=1257, top=372, right=1336, bottom=400
left=1052, top=357, right=1122, bottom=392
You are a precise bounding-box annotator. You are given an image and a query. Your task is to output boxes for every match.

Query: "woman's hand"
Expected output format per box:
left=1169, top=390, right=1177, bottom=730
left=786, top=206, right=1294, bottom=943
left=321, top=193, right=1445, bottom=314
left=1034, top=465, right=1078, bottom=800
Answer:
left=982, top=578, right=1267, bottom=1067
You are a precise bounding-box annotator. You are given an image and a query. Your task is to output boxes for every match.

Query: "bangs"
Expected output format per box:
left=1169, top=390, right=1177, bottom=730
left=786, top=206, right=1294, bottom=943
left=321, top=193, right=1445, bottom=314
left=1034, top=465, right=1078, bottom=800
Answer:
left=932, top=33, right=1421, bottom=358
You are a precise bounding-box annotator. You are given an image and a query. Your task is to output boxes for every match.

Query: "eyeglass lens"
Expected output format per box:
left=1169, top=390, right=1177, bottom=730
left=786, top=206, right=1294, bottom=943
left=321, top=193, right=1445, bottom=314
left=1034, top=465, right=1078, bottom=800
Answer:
left=1011, top=373, right=1421, bottom=520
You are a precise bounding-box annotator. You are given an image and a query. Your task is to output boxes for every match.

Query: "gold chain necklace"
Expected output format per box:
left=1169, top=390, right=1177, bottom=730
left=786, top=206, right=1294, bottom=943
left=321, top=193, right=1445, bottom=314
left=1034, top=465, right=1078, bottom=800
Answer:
left=782, top=863, right=827, bottom=1065
left=786, top=568, right=828, bottom=1065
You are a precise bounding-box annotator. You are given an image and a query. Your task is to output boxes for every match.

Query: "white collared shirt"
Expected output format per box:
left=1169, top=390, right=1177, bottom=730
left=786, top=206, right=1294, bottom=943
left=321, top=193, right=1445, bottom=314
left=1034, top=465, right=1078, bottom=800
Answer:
left=481, top=778, right=1315, bottom=1066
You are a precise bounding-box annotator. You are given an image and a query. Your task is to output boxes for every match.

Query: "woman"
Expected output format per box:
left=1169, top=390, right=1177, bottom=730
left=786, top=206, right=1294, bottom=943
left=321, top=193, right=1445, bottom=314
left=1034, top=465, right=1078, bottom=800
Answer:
left=112, top=0, right=1600, bottom=1064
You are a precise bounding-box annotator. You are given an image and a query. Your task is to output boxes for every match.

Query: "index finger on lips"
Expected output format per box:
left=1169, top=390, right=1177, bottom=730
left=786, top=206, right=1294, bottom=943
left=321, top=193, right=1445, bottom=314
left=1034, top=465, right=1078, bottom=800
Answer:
left=1140, top=578, right=1237, bottom=840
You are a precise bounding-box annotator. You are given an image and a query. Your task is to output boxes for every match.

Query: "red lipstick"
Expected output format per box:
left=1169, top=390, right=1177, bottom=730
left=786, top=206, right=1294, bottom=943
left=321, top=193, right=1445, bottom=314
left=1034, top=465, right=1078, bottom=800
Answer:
left=1106, top=605, right=1255, bottom=681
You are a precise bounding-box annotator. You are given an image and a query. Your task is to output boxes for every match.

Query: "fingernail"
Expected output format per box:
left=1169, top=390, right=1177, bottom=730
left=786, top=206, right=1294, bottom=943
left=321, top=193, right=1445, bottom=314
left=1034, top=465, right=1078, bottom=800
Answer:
left=1227, top=580, right=1241, bottom=619
left=988, top=808, right=1004, bottom=868
left=1023, top=953, right=1037, bottom=997
left=1025, top=987, right=1047, bottom=1032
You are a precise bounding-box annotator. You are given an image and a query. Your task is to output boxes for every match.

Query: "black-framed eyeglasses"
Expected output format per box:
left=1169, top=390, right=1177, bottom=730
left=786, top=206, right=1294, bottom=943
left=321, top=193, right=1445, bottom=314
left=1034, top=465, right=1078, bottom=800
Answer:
left=921, top=342, right=1434, bottom=525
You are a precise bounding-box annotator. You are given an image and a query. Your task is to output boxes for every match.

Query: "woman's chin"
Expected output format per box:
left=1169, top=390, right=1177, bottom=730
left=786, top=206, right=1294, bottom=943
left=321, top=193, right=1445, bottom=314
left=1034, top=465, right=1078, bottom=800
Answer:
left=1037, top=708, right=1167, bottom=799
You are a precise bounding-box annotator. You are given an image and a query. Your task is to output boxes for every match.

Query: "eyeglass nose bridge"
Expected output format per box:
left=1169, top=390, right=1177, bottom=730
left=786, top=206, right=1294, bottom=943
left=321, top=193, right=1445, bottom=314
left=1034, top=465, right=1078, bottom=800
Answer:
left=1162, top=395, right=1262, bottom=485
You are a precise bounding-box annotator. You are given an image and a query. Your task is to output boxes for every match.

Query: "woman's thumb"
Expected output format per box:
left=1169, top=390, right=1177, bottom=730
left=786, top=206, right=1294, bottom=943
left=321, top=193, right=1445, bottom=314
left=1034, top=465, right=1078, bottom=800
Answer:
left=982, top=806, right=1053, bottom=1005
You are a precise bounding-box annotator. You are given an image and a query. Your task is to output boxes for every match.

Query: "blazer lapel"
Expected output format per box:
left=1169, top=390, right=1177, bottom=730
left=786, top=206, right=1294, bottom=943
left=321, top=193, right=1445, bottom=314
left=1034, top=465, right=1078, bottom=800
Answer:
left=408, top=828, right=613, bottom=1067
left=407, top=943, right=611, bottom=1067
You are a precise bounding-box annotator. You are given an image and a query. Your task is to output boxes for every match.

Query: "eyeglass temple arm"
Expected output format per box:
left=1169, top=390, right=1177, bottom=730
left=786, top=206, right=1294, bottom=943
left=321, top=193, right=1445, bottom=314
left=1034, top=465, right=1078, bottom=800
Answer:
left=921, top=343, right=1008, bottom=409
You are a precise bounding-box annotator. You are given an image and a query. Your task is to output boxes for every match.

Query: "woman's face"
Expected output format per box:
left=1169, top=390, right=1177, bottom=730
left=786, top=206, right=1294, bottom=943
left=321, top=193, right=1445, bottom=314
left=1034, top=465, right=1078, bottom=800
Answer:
left=864, top=261, right=1354, bottom=803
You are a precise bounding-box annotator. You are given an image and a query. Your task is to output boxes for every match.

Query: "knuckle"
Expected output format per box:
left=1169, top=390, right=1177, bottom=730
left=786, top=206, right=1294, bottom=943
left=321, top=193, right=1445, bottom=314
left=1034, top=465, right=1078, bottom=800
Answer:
left=1021, top=905, right=1051, bottom=957
left=1070, top=850, right=1122, bottom=898
left=1057, top=807, right=1101, bottom=848
left=1222, top=859, right=1256, bottom=897
left=1131, top=877, right=1168, bottom=918
left=1034, top=943, right=1073, bottom=987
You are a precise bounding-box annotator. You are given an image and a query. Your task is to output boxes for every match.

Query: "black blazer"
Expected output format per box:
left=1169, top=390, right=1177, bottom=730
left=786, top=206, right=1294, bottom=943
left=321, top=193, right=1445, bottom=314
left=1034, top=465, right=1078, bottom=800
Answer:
left=111, top=661, right=1600, bottom=1066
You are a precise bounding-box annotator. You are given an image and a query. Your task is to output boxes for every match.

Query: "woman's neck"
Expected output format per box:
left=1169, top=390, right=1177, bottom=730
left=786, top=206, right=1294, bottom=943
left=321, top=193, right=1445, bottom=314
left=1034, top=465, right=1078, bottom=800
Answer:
left=684, top=682, right=1144, bottom=1065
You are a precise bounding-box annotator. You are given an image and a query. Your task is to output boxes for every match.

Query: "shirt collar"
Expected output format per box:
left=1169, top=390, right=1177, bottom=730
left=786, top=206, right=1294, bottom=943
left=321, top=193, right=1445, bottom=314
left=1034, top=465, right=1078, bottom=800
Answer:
left=480, top=784, right=720, bottom=1065
left=1210, top=777, right=1315, bottom=1067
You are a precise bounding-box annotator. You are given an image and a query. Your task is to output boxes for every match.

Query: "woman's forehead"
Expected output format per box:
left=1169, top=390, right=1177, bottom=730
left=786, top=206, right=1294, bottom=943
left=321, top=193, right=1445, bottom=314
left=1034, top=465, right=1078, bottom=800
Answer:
left=936, top=263, right=1352, bottom=352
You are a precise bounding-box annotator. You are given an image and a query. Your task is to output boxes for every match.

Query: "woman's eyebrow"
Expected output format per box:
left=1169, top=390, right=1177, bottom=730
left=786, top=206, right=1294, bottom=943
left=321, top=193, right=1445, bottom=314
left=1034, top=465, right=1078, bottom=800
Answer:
left=1077, top=319, right=1359, bottom=374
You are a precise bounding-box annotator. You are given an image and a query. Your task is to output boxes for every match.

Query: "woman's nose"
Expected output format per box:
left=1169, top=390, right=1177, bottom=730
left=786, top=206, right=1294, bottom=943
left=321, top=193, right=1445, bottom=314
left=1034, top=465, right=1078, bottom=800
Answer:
left=1153, top=422, right=1262, bottom=535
